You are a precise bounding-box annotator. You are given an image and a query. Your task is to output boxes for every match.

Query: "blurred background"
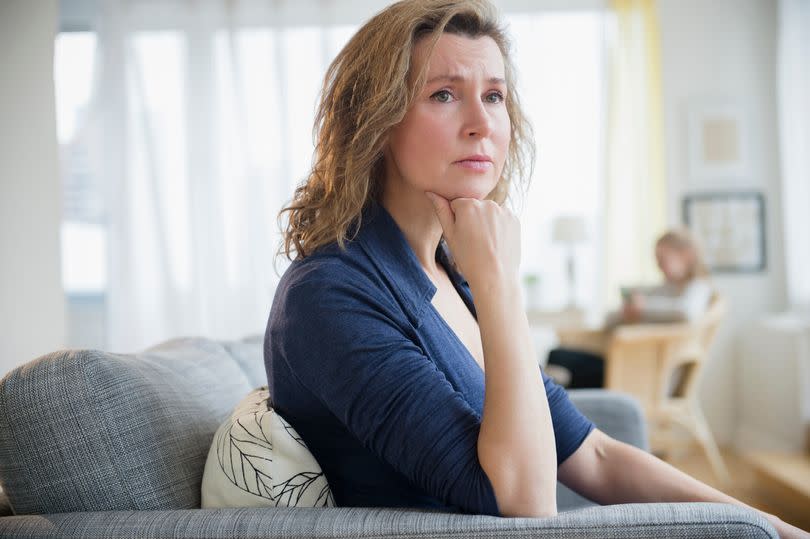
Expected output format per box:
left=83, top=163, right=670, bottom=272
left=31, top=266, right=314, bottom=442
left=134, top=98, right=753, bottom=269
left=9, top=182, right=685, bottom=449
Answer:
left=1, top=0, right=808, bottom=527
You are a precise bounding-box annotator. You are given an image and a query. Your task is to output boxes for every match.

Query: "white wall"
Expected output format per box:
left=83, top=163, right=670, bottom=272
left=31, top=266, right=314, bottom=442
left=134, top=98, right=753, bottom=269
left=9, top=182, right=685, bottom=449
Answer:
left=658, top=0, right=786, bottom=446
left=0, top=0, right=67, bottom=376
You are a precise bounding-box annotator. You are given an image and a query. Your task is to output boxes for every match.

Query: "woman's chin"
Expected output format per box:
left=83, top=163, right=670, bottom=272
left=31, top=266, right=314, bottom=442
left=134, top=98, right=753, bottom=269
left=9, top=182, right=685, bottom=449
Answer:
left=438, top=181, right=499, bottom=201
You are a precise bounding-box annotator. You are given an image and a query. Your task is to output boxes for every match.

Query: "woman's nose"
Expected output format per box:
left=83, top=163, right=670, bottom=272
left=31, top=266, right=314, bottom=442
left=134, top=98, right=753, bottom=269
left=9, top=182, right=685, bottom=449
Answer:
left=462, top=99, right=493, bottom=138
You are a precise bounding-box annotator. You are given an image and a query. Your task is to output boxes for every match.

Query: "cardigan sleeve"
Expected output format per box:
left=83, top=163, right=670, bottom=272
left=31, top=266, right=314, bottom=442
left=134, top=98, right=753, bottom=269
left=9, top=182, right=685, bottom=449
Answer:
left=275, top=273, right=503, bottom=516
left=541, top=369, right=596, bottom=465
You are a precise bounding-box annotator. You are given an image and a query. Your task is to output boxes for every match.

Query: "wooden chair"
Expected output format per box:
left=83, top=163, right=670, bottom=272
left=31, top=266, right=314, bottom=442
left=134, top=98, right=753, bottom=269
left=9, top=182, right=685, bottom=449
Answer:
left=556, top=294, right=730, bottom=485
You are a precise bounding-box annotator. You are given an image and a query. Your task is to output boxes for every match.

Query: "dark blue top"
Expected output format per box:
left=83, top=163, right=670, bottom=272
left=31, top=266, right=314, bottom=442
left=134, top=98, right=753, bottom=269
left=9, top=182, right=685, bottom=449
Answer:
left=264, top=198, right=595, bottom=516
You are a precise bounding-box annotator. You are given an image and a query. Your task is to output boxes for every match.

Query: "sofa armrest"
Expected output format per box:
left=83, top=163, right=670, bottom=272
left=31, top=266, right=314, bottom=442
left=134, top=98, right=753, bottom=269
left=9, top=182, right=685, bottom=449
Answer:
left=0, top=503, right=777, bottom=538
left=567, top=389, right=649, bottom=451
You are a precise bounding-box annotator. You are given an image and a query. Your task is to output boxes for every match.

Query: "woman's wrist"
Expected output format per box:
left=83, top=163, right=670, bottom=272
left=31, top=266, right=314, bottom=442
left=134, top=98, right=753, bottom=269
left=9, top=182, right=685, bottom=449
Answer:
left=750, top=506, right=810, bottom=537
left=467, top=266, right=521, bottom=304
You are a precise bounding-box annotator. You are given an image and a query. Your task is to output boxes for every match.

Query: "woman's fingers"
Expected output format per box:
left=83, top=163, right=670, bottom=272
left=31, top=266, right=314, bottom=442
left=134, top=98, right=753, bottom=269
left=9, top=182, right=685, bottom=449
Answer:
left=427, top=196, right=521, bottom=291
left=425, top=191, right=455, bottom=239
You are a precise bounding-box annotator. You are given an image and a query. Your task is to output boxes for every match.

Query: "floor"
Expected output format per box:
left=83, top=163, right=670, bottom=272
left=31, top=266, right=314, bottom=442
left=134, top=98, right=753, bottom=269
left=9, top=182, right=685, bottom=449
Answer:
left=662, top=444, right=810, bottom=532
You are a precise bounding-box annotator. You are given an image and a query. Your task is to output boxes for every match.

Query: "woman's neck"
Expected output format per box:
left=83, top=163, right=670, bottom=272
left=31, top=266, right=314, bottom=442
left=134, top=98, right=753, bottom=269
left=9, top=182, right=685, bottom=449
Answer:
left=379, top=182, right=444, bottom=278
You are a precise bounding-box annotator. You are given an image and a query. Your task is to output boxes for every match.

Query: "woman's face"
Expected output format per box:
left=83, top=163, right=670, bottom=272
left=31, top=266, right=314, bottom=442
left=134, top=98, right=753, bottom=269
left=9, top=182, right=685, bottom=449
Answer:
left=384, top=32, right=511, bottom=201
left=656, top=243, right=691, bottom=283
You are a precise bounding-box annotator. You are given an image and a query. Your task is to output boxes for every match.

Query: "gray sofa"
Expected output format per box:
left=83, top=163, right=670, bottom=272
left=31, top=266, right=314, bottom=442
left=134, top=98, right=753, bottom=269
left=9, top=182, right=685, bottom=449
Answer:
left=0, top=335, right=777, bottom=538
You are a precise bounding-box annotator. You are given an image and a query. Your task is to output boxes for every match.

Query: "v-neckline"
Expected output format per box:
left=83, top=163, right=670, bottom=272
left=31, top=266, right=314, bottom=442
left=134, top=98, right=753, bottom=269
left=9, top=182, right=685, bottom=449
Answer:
left=434, top=240, right=478, bottom=323
left=429, top=242, right=483, bottom=374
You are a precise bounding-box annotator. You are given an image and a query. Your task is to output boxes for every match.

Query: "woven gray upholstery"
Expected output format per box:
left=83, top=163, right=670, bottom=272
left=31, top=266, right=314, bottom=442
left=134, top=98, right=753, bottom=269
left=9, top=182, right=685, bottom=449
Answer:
left=0, top=337, right=257, bottom=514
left=0, top=503, right=778, bottom=538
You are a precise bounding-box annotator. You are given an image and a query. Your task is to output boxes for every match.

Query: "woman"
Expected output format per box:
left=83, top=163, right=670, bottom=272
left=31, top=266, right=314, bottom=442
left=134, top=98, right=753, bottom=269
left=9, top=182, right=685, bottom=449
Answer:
left=546, top=228, right=714, bottom=389
left=264, top=1, right=805, bottom=536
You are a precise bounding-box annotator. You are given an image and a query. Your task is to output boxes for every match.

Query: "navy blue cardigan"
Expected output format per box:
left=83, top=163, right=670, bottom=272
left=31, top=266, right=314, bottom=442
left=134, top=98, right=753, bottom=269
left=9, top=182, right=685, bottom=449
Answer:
left=264, top=199, right=595, bottom=516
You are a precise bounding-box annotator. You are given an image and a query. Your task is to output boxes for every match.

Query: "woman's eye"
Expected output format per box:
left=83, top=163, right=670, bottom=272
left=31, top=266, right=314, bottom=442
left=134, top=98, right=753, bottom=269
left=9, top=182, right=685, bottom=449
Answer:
left=431, top=90, right=453, bottom=103
left=485, top=91, right=505, bottom=104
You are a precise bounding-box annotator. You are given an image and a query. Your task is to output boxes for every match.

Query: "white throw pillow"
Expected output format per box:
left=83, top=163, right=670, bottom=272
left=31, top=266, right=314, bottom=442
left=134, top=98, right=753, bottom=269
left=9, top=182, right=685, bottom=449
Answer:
left=201, top=385, right=335, bottom=508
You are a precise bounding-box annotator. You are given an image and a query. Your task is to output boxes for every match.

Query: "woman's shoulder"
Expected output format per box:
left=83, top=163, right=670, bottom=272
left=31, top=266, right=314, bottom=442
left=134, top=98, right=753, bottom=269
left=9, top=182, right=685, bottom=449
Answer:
left=274, top=244, right=390, bottom=313
left=279, top=248, right=364, bottom=292
left=267, top=248, right=407, bottom=347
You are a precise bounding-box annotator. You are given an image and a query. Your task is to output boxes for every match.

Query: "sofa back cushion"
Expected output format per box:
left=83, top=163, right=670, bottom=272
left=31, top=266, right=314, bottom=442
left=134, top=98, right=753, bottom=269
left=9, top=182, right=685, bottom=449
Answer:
left=221, top=335, right=266, bottom=389
left=0, top=337, right=256, bottom=514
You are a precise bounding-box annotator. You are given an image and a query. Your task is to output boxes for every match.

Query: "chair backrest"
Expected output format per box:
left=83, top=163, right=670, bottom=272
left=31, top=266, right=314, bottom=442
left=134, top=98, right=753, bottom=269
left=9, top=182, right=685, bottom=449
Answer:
left=665, top=292, right=726, bottom=400
left=697, top=292, right=727, bottom=352
left=0, top=336, right=264, bottom=515
left=604, top=291, right=727, bottom=414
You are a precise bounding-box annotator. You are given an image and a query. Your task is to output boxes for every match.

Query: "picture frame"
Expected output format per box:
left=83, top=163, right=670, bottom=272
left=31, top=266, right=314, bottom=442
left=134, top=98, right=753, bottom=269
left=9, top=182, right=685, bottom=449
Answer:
left=687, top=100, right=751, bottom=181
left=681, top=191, right=766, bottom=273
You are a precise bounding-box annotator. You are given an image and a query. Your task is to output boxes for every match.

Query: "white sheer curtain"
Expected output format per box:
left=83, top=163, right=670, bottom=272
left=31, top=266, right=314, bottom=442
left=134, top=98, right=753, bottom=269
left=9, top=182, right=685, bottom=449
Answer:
left=601, top=0, right=667, bottom=311
left=778, top=0, right=810, bottom=314
left=81, top=0, right=609, bottom=353
left=507, top=11, right=607, bottom=315
left=91, top=0, right=360, bottom=352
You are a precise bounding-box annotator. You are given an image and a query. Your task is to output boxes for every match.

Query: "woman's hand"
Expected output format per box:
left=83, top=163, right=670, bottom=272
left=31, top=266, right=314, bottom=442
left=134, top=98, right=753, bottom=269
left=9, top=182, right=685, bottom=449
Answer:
left=425, top=191, right=521, bottom=292
left=762, top=512, right=810, bottom=539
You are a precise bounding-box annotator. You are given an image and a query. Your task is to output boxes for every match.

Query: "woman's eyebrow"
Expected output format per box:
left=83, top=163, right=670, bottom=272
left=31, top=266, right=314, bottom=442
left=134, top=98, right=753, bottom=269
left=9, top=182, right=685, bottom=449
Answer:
left=426, top=74, right=506, bottom=85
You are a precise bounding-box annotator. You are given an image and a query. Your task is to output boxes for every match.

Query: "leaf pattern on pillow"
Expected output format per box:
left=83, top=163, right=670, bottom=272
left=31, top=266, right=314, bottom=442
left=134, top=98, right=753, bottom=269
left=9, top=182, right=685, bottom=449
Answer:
left=213, top=390, right=335, bottom=507
left=275, top=471, right=334, bottom=507
left=278, top=413, right=307, bottom=448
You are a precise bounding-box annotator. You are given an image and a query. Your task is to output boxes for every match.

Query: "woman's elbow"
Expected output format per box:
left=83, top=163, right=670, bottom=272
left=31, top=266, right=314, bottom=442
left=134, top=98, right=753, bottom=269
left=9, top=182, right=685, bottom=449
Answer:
left=479, top=439, right=559, bottom=518
left=486, top=468, right=558, bottom=518
left=498, top=487, right=558, bottom=518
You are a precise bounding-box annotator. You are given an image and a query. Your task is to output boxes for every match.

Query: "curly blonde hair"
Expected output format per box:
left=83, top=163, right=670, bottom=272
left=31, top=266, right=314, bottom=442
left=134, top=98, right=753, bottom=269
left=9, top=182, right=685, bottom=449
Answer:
left=277, top=0, right=535, bottom=261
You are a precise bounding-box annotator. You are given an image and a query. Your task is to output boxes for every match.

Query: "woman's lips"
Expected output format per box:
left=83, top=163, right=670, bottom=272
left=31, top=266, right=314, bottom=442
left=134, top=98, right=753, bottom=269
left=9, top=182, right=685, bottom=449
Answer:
left=453, top=159, right=493, bottom=171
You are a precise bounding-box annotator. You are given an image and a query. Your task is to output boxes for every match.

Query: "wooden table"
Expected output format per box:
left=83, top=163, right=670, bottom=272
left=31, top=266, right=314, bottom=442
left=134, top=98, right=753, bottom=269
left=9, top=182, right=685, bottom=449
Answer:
left=545, top=297, right=731, bottom=484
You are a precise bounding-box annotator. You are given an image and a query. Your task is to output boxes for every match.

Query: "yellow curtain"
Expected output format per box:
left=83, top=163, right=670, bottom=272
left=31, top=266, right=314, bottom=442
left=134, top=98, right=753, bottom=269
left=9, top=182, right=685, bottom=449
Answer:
left=602, top=0, right=668, bottom=310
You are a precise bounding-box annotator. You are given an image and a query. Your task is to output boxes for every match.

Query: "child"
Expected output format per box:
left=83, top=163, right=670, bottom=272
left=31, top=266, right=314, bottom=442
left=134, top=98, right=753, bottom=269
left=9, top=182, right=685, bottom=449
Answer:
left=546, top=227, right=713, bottom=389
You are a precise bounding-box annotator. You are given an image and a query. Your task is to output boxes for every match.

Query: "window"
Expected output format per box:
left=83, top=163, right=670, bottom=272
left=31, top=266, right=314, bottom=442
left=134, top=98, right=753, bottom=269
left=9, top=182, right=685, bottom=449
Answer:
left=508, top=11, right=606, bottom=310
left=54, top=7, right=606, bottom=323
left=55, top=31, right=107, bottom=296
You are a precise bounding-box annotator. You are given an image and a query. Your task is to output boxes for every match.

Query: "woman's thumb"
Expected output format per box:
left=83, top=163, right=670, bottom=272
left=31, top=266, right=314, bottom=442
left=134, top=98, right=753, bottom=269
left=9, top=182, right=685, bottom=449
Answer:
left=425, top=191, right=454, bottom=235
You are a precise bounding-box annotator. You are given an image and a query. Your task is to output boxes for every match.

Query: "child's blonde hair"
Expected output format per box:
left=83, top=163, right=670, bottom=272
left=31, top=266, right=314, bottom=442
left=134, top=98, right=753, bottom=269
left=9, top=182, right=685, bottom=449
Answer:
left=656, top=228, right=710, bottom=281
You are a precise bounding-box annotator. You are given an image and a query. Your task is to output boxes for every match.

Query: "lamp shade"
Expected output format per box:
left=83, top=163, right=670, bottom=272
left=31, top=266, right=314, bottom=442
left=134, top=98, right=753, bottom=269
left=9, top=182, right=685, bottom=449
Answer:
left=552, top=216, right=587, bottom=243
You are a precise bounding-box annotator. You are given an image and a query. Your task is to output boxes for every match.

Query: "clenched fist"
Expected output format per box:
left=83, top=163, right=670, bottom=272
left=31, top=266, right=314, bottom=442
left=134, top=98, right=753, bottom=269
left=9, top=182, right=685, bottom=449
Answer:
left=425, top=191, right=521, bottom=293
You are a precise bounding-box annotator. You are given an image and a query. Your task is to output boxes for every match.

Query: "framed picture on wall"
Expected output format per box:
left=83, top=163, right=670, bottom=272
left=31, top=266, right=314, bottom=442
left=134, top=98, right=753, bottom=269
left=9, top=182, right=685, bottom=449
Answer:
left=687, top=100, right=751, bottom=181
left=682, top=191, right=766, bottom=273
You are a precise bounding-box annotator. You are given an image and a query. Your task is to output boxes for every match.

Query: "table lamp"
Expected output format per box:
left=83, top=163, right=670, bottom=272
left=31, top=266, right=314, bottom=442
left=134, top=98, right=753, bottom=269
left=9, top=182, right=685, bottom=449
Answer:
left=552, top=215, right=587, bottom=309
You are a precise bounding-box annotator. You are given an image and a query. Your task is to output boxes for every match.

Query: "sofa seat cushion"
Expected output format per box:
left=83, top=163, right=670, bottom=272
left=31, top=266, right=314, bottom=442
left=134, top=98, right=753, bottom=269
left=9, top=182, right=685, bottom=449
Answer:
left=201, top=386, right=335, bottom=508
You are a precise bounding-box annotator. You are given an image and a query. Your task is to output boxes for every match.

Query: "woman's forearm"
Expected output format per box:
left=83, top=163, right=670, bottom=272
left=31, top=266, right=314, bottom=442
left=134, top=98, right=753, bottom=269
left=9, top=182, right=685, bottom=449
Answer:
left=471, top=272, right=557, bottom=518
left=599, top=439, right=804, bottom=537
left=600, top=438, right=738, bottom=504
left=426, top=195, right=556, bottom=517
